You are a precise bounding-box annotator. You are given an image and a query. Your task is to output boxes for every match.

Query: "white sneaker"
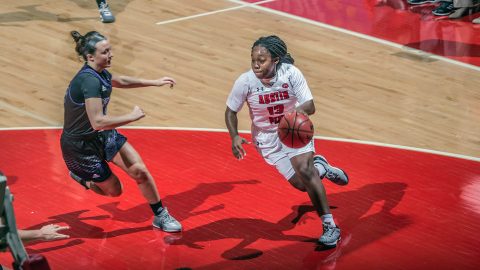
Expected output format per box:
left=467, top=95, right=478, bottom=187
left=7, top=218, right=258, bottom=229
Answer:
left=152, top=208, right=182, bottom=232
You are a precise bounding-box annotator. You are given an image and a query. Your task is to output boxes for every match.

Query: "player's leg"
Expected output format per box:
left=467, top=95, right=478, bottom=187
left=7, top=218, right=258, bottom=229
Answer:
left=288, top=175, right=307, bottom=192
left=112, top=142, right=182, bottom=232
left=95, top=0, right=115, bottom=23
left=272, top=139, right=332, bottom=217
left=268, top=149, right=340, bottom=247
left=289, top=152, right=341, bottom=247
left=288, top=152, right=332, bottom=216
left=69, top=167, right=122, bottom=197
left=112, top=142, right=159, bottom=203
left=89, top=174, right=122, bottom=196
left=258, top=131, right=342, bottom=247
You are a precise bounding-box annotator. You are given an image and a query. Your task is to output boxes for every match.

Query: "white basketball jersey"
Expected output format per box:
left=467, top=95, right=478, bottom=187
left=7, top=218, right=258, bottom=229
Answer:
left=226, top=63, right=313, bottom=133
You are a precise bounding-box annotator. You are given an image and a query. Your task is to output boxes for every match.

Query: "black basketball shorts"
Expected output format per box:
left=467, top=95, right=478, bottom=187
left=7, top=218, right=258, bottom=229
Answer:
left=60, top=129, right=127, bottom=182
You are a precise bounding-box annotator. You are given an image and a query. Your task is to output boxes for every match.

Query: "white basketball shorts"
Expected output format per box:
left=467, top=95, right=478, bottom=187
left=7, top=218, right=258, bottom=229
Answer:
left=253, top=130, right=315, bottom=180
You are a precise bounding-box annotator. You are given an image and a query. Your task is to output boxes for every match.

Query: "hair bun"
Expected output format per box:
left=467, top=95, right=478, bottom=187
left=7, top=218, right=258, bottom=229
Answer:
left=70, top=31, right=83, bottom=43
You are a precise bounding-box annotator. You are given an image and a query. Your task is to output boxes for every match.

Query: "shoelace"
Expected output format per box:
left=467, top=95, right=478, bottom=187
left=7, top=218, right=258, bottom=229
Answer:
left=159, top=210, right=176, bottom=224
left=439, top=2, right=453, bottom=9
left=325, top=170, right=338, bottom=181
left=323, top=224, right=337, bottom=237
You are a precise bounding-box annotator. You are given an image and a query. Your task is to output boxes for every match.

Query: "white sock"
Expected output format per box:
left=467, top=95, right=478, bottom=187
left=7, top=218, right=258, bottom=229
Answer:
left=314, top=162, right=327, bottom=178
left=321, top=214, right=336, bottom=227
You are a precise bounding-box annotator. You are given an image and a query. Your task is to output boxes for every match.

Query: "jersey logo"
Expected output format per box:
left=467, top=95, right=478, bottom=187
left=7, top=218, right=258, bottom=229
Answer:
left=102, top=85, right=107, bottom=92
left=282, top=83, right=289, bottom=89
left=256, top=86, right=265, bottom=92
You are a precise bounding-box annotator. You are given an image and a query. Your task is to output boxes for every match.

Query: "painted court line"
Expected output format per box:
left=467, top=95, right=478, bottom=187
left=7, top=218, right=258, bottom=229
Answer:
left=228, top=0, right=480, bottom=72
left=155, top=0, right=276, bottom=25
left=0, top=100, right=59, bottom=126
left=157, top=0, right=480, bottom=72
left=1, top=126, right=478, bottom=162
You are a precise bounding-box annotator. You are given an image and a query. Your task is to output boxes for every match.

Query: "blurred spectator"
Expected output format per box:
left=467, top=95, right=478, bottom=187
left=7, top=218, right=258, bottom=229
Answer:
left=448, top=0, right=480, bottom=22
left=430, top=1, right=456, bottom=16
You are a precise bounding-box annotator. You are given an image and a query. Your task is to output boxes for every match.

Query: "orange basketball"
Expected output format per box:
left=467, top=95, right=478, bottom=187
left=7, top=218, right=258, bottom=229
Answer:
left=277, top=111, right=314, bottom=148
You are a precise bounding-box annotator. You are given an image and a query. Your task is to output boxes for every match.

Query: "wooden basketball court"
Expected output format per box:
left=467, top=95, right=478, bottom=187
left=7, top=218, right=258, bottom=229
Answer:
left=0, top=0, right=479, bottom=269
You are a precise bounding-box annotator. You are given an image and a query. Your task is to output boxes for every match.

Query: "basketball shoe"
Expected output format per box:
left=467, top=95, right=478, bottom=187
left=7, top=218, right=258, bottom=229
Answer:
left=153, top=208, right=182, bottom=232
left=313, top=155, right=349, bottom=186
left=432, top=1, right=455, bottom=15
left=99, top=2, right=115, bottom=23
left=319, top=223, right=341, bottom=247
left=407, top=0, right=440, bottom=4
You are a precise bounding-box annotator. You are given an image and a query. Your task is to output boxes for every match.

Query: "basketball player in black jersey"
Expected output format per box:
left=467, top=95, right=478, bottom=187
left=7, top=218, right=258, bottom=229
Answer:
left=60, top=30, right=181, bottom=232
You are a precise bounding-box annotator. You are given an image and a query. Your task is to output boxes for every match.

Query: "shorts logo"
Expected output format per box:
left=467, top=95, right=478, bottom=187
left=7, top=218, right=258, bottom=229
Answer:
left=92, top=174, right=100, bottom=178
left=102, top=85, right=107, bottom=92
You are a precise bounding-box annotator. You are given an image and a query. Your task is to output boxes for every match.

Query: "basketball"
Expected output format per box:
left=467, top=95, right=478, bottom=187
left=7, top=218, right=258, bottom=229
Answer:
left=277, top=111, right=314, bottom=148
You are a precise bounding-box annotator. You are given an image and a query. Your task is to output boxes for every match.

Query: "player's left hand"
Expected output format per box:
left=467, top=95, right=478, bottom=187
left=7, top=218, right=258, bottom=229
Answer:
left=39, top=224, right=70, bottom=241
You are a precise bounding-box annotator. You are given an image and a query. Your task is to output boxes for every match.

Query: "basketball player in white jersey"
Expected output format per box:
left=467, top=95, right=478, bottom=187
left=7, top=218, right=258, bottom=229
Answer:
left=225, top=35, right=349, bottom=247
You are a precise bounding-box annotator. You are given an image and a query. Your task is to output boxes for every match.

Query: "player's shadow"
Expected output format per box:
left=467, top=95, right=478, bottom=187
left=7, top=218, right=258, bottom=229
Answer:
left=24, top=179, right=261, bottom=253
left=405, top=39, right=480, bottom=57
left=169, top=182, right=411, bottom=262
left=0, top=5, right=95, bottom=25
left=300, top=182, right=412, bottom=269
left=1, top=0, right=137, bottom=25
left=168, top=203, right=316, bottom=260
left=97, top=179, right=261, bottom=223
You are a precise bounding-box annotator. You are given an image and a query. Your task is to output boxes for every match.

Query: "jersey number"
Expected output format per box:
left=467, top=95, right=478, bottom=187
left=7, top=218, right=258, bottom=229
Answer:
left=267, top=104, right=284, bottom=124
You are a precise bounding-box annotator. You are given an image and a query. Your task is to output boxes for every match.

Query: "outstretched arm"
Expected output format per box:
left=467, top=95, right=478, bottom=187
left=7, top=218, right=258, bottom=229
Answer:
left=111, top=75, right=176, bottom=89
left=225, top=107, right=250, bottom=160
left=19, top=224, right=70, bottom=242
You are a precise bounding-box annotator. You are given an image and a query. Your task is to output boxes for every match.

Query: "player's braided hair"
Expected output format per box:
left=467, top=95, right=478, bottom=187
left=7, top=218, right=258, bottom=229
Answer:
left=252, top=35, right=295, bottom=66
left=70, top=30, right=107, bottom=61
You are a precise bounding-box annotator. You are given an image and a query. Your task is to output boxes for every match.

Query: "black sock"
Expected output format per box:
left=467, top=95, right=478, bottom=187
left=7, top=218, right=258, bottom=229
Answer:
left=150, top=201, right=164, bottom=215
left=96, top=0, right=107, bottom=8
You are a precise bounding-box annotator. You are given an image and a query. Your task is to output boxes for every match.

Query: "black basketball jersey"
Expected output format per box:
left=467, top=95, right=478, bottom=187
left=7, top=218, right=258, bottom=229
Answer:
left=63, top=64, right=112, bottom=137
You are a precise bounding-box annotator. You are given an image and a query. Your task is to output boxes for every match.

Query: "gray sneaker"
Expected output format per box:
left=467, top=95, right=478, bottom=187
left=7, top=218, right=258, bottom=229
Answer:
left=318, top=223, right=341, bottom=247
left=407, top=0, right=440, bottom=5
left=313, top=155, right=349, bottom=186
left=99, top=2, right=115, bottom=23
left=152, top=208, right=182, bottom=232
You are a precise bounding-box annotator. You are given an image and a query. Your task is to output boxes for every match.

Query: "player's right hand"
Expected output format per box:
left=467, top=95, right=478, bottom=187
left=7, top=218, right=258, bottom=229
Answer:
left=131, top=105, right=146, bottom=120
left=156, top=77, right=176, bottom=88
left=232, top=135, right=250, bottom=160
